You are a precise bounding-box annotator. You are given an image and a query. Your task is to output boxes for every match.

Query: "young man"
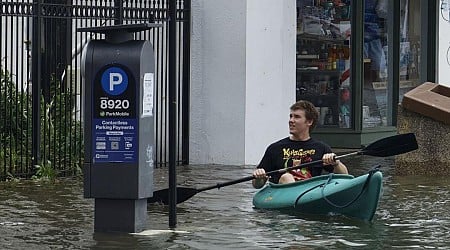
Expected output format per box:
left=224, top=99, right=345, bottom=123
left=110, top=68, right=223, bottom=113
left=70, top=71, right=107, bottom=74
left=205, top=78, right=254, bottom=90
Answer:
left=252, top=100, right=348, bottom=189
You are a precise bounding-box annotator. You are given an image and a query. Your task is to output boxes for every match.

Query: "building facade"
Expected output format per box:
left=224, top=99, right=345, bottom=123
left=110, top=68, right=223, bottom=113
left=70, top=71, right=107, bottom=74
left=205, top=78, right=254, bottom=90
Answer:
left=190, top=0, right=440, bottom=165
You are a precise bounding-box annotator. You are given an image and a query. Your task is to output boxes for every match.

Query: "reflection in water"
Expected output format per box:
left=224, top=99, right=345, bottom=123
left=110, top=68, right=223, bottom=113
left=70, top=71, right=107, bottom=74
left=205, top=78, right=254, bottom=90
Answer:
left=1, top=156, right=450, bottom=249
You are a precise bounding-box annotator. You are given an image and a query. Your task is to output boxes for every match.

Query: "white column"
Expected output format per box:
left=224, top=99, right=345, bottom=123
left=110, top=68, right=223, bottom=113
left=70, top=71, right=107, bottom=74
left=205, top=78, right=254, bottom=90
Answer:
left=190, top=0, right=296, bottom=165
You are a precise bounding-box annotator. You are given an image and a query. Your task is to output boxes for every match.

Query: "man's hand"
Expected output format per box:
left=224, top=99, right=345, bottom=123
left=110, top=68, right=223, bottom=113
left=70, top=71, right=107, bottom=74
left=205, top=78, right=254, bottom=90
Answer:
left=252, top=168, right=268, bottom=189
left=323, top=153, right=348, bottom=174
left=253, top=168, right=267, bottom=179
left=322, top=153, right=337, bottom=166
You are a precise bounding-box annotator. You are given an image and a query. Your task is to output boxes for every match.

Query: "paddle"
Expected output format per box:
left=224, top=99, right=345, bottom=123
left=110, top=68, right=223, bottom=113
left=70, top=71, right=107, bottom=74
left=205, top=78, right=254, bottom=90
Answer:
left=148, top=133, right=418, bottom=205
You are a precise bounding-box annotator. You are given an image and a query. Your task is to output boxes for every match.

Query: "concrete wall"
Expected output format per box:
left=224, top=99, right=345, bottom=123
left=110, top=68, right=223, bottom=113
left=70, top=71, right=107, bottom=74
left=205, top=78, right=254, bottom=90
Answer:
left=396, top=105, right=450, bottom=175
left=190, top=0, right=296, bottom=165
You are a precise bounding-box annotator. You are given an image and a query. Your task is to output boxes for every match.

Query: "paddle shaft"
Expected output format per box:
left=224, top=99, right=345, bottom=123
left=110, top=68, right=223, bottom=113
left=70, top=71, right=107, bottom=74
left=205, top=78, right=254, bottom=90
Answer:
left=195, top=155, right=354, bottom=193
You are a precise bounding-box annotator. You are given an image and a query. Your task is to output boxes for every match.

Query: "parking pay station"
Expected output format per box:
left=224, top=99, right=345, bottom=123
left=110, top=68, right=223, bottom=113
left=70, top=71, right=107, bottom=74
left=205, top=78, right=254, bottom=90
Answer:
left=79, top=23, right=160, bottom=233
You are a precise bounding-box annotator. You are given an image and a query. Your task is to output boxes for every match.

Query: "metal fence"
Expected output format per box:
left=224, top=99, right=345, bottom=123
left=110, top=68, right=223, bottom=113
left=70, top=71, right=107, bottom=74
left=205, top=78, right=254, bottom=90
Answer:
left=0, top=0, right=190, bottom=180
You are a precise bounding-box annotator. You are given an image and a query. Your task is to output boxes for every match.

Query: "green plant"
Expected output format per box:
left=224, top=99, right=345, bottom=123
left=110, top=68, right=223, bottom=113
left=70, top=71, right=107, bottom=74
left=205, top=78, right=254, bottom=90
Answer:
left=0, top=67, right=84, bottom=180
left=0, top=67, right=33, bottom=177
left=39, top=73, right=84, bottom=177
left=32, top=160, right=57, bottom=180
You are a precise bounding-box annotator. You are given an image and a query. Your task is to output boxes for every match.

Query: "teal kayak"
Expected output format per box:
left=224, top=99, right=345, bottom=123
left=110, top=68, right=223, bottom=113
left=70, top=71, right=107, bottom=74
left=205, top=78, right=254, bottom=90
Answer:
left=252, top=170, right=383, bottom=221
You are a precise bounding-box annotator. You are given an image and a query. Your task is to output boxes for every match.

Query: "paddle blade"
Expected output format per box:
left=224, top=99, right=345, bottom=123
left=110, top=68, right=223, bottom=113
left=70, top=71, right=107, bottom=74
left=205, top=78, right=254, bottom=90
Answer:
left=147, top=187, right=198, bottom=205
left=359, top=133, right=418, bottom=157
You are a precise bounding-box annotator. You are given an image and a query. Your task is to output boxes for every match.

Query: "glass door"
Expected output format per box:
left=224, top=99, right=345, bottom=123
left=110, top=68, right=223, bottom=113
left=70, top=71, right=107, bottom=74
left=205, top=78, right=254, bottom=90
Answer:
left=362, top=0, right=389, bottom=128
left=362, top=0, right=422, bottom=128
left=399, top=0, right=422, bottom=102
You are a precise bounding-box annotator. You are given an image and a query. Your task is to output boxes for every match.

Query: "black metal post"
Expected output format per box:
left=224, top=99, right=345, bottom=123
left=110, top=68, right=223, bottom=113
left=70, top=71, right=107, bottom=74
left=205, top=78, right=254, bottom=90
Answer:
left=351, top=0, right=364, bottom=131
left=114, top=0, right=124, bottom=25
left=423, top=0, right=437, bottom=83
left=168, top=0, right=178, bottom=228
left=31, top=0, right=42, bottom=167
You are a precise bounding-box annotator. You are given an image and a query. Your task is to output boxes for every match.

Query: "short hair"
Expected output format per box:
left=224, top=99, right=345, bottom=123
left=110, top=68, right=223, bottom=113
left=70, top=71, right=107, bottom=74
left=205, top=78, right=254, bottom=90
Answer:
left=290, top=100, right=319, bottom=131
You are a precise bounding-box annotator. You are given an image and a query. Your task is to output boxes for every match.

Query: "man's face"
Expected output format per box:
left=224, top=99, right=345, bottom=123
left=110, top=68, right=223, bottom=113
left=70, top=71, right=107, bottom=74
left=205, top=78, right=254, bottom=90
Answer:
left=289, top=109, right=312, bottom=135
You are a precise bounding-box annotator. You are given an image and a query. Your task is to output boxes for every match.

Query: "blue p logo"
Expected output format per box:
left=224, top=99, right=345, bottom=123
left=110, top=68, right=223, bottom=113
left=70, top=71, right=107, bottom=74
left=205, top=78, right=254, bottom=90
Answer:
left=101, top=67, right=128, bottom=95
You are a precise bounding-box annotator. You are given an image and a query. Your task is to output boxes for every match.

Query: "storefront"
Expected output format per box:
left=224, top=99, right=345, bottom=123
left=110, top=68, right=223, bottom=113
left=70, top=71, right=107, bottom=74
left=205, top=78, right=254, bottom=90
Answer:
left=296, top=0, right=437, bottom=147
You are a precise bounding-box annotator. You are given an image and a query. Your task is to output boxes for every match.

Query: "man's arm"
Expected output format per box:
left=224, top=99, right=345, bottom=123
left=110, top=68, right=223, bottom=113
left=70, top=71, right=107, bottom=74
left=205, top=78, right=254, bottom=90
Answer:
left=322, top=153, right=348, bottom=174
left=333, top=160, right=348, bottom=174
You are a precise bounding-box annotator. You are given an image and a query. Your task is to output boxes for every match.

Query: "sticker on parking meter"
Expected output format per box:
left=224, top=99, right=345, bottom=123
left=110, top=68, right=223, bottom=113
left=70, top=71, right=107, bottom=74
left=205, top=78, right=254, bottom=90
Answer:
left=142, top=73, right=154, bottom=117
left=92, top=65, right=137, bottom=163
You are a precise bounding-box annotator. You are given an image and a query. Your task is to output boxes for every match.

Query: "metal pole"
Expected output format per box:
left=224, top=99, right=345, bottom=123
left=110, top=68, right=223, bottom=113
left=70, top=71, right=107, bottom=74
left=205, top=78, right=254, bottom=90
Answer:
left=32, top=0, right=42, bottom=167
left=114, top=0, right=124, bottom=25
left=168, top=0, right=178, bottom=228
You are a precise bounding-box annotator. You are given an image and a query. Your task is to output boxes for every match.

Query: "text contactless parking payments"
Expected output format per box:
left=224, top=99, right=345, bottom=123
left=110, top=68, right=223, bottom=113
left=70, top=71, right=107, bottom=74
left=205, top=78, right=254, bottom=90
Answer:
left=93, top=65, right=137, bottom=163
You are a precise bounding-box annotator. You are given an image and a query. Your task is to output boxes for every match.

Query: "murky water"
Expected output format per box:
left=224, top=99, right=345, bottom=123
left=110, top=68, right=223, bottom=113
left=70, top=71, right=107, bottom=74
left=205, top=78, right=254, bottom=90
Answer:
left=1, top=156, right=450, bottom=249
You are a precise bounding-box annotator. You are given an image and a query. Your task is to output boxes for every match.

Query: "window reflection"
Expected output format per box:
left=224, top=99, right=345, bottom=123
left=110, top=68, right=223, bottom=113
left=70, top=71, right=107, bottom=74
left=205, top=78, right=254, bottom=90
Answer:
left=399, top=0, right=421, bottom=102
left=363, top=0, right=388, bottom=128
left=297, top=0, right=422, bottom=129
left=296, top=0, right=352, bottom=129
left=363, top=0, right=421, bottom=128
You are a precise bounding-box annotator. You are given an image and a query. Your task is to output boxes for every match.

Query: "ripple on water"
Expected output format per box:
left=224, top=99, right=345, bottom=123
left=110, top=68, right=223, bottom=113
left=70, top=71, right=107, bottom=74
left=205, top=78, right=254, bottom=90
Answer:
left=1, top=162, right=450, bottom=249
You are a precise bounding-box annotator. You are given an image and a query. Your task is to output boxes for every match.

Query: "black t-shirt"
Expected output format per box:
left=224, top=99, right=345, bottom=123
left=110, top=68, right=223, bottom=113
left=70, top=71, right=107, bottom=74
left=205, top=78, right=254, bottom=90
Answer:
left=257, top=137, right=334, bottom=183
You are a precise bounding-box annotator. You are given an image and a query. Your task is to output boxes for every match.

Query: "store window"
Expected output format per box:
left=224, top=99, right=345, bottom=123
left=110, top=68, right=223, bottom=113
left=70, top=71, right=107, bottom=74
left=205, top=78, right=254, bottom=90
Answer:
left=362, top=0, right=422, bottom=128
left=296, top=0, right=352, bottom=128
left=399, top=0, right=422, bottom=101
left=362, top=0, right=389, bottom=128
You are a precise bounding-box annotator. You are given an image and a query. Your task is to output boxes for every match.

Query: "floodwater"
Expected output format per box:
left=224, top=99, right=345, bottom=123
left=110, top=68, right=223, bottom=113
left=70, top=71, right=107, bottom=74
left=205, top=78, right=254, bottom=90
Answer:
left=1, top=156, right=450, bottom=249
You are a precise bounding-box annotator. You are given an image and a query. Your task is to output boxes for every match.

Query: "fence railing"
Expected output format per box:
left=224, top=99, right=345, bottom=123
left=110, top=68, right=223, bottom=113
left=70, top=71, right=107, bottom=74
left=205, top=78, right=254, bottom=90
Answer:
left=0, top=0, right=190, bottom=180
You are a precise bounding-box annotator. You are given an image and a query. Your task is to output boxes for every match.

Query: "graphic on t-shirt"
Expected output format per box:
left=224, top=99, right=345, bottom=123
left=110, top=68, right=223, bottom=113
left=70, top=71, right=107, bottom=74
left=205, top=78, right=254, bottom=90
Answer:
left=283, top=148, right=315, bottom=181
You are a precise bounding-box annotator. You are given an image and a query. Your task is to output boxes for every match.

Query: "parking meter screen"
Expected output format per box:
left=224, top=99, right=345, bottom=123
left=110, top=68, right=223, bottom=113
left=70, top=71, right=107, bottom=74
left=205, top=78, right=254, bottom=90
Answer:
left=92, top=65, right=137, bottom=163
